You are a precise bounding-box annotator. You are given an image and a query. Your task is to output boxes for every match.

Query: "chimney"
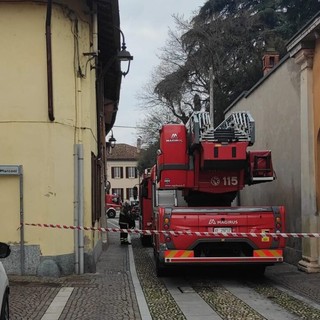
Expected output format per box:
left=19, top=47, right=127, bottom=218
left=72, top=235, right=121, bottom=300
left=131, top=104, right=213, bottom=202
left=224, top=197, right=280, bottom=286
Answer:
left=262, top=49, right=280, bottom=76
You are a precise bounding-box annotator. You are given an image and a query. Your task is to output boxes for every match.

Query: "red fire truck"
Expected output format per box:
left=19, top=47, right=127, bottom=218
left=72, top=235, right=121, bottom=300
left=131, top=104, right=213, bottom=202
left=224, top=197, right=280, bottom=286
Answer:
left=105, top=193, right=122, bottom=218
left=139, top=111, right=286, bottom=276
left=139, top=168, right=154, bottom=246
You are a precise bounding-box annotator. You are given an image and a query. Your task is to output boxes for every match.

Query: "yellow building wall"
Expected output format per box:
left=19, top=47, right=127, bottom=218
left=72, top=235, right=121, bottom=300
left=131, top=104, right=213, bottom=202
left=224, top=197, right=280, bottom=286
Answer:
left=0, top=1, right=98, bottom=259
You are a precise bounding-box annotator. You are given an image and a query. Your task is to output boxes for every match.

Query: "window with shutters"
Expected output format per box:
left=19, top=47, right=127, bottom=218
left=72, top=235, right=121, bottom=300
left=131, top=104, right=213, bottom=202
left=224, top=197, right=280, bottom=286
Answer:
left=111, top=167, right=123, bottom=179
left=126, top=167, right=137, bottom=179
left=126, top=188, right=134, bottom=200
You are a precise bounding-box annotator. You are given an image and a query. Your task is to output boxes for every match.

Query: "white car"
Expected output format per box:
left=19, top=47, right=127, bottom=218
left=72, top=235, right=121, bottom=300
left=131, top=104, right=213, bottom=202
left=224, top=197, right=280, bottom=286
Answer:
left=0, top=242, right=10, bottom=320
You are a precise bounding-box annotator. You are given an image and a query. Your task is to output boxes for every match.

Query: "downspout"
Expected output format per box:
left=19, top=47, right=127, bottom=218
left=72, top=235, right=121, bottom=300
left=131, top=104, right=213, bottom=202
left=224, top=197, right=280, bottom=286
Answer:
left=46, top=0, right=54, bottom=121
left=76, top=68, right=84, bottom=274
left=74, top=145, right=79, bottom=274
left=74, top=143, right=84, bottom=275
left=78, top=145, right=84, bottom=274
left=93, top=3, right=98, bottom=56
left=19, top=166, right=25, bottom=275
left=74, top=17, right=84, bottom=273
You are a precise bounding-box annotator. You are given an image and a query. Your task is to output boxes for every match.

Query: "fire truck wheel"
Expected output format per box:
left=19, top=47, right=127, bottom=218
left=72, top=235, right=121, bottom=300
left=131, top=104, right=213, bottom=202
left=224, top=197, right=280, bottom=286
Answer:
left=249, top=265, right=266, bottom=277
left=155, top=255, right=167, bottom=277
left=140, top=235, right=152, bottom=247
left=106, top=209, right=116, bottom=219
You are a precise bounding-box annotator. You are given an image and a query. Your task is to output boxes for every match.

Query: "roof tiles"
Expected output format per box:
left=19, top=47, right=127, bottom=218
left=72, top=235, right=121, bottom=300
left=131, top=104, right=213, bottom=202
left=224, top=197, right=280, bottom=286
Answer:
left=107, top=143, right=138, bottom=160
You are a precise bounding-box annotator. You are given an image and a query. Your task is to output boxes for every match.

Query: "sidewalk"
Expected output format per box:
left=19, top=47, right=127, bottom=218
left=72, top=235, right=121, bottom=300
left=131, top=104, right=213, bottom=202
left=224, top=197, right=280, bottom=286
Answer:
left=266, top=261, right=320, bottom=304
left=85, top=231, right=145, bottom=320
left=9, top=230, right=145, bottom=320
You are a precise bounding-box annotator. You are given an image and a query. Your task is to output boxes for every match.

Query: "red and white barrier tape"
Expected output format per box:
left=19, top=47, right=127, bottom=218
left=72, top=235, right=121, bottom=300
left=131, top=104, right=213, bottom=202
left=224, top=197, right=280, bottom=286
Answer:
left=21, top=223, right=320, bottom=238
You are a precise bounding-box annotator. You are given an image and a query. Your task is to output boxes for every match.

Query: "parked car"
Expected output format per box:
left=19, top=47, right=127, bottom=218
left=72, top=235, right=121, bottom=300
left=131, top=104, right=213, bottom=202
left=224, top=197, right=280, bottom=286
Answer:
left=0, top=242, right=10, bottom=320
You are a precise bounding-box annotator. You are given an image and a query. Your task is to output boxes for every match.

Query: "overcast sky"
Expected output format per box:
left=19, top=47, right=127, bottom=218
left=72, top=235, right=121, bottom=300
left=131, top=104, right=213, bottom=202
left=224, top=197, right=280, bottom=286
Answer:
left=111, top=0, right=206, bottom=146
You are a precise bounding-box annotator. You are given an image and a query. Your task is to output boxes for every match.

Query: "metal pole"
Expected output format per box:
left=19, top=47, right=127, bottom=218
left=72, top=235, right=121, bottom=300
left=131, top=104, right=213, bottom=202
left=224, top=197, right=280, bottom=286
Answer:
left=19, top=166, right=24, bottom=275
left=74, top=145, right=79, bottom=274
left=78, top=144, right=84, bottom=274
left=92, top=3, right=98, bottom=55
left=209, top=66, right=214, bottom=127
left=0, top=166, right=24, bottom=274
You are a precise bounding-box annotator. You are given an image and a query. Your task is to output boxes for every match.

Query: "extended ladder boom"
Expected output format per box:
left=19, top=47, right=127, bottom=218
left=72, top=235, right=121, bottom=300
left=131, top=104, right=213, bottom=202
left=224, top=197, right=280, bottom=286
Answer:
left=187, top=111, right=255, bottom=146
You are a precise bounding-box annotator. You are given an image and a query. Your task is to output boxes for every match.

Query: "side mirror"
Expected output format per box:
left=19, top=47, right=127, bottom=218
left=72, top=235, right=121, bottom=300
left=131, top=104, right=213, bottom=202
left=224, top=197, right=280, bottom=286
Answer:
left=0, top=242, right=10, bottom=259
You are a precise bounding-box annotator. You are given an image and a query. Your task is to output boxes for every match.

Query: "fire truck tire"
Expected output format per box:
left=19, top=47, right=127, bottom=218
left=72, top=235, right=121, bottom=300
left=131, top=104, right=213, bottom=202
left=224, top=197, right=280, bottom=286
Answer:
left=249, top=265, right=266, bottom=277
left=155, top=254, right=167, bottom=277
left=140, top=235, right=152, bottom=247
left=106, top=209, right=116, bottom=219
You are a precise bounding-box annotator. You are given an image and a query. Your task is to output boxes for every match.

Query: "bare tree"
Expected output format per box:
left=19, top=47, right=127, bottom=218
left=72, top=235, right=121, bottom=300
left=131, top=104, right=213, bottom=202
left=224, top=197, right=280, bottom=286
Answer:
left=137, top=106, right=179, bottom=146
left=137, top=15, right=208, bottom=126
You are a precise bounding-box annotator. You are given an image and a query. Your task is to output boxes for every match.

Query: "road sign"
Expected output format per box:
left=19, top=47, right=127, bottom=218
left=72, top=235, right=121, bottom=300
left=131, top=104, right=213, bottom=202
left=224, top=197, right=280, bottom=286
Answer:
left=0, top=165, right=21, bottom=175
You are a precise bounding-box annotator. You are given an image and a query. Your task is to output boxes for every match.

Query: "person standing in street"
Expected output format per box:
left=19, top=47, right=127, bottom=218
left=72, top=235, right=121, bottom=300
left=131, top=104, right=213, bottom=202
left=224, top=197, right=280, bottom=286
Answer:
left=119, top=201, right=135, bottom=244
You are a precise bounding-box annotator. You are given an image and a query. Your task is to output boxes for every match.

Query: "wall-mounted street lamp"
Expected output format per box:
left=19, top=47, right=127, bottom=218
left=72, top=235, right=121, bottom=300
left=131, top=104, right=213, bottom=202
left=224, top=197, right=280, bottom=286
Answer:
left=106, top=130, right=116, bottom=153
left=96, top=27, right=133, bottom=83
left=116, top=27, right=133, bottom=77
left=137, top=136, right=142, bottom=153
left=98, top=27, right=132, bottom=157
left=108, top=134, right=116, bottom=148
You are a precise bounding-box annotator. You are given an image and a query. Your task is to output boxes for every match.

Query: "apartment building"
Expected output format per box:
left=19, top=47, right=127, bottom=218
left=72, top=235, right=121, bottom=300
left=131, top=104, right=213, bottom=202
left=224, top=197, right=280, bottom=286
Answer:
left=106, top=143, right=140, bottom=203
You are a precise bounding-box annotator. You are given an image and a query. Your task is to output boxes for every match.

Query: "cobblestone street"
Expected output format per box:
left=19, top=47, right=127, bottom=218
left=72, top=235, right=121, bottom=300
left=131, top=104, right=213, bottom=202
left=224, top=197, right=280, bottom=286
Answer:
left=7, top=226, right=320, bottom=319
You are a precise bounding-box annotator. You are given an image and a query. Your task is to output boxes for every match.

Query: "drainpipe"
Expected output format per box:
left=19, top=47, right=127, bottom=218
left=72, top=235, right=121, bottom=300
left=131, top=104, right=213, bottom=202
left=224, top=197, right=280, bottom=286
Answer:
left=46, top=0, right=54, bottom=121
left=78, top=144, right=84, bottom=274
left=75, top=27, right=84, bottom=273
left=19, top=166, right=25, bottom=275
left=77, top=21, right=84, bottom=271
left=93, top=3, right=98, bottom=57
left=74, top=145, right=79, bottom=274
left=74, top=143, right=84, bottom=274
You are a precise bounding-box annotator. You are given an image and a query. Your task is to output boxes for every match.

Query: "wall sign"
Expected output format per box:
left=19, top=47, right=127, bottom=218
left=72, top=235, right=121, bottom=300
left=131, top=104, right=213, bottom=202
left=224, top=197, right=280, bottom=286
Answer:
left=0, top=165, right=21, bottom=175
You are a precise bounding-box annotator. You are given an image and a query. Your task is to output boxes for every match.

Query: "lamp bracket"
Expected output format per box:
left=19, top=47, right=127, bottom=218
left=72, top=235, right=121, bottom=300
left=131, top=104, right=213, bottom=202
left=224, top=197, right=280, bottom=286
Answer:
left=83, top=51, right=99, bottom=57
